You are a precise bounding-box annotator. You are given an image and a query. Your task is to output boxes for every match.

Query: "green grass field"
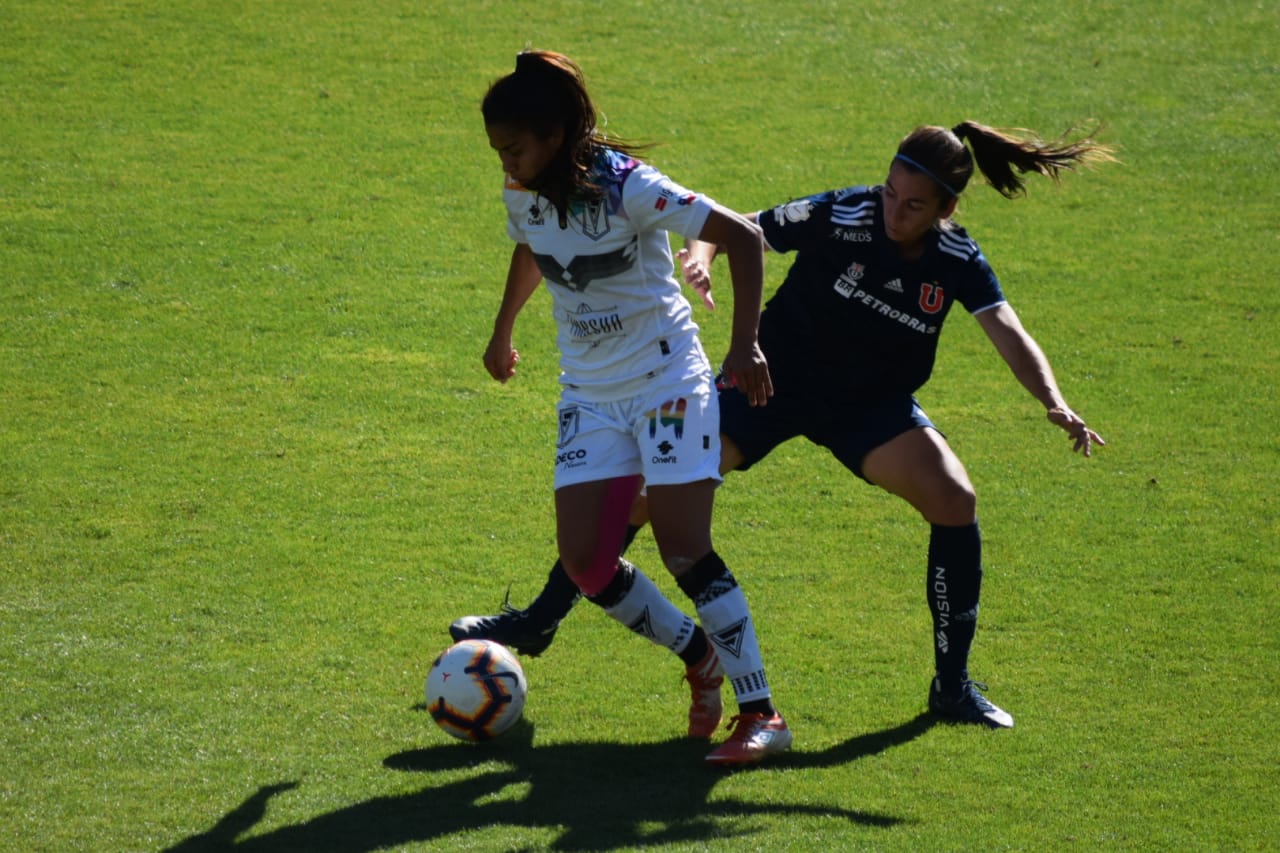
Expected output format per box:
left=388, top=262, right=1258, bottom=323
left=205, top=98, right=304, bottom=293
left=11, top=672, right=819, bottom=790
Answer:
left=3, top=1, right=1277, bottom=850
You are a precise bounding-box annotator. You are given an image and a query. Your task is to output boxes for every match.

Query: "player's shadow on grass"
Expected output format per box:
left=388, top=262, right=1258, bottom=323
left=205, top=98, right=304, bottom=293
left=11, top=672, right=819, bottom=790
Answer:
left=165, top=713, right=934, bottom=852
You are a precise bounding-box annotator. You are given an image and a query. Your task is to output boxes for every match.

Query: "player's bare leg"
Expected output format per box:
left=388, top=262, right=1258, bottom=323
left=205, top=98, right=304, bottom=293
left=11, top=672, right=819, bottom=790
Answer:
left=647, top=478, right=791, bottom=764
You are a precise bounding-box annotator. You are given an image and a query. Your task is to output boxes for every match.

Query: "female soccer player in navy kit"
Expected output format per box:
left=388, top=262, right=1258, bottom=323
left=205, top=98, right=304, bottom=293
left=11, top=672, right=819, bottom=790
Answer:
left=478, top=50, right=790, bottom=764
left=457, top=118, right=1113, bottom=729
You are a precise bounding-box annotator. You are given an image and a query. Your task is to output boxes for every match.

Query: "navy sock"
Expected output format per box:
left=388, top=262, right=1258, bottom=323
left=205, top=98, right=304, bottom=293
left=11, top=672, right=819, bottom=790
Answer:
left=525, top=559, right=581, bottom=624
left=928, top=522, right=983, bottom=689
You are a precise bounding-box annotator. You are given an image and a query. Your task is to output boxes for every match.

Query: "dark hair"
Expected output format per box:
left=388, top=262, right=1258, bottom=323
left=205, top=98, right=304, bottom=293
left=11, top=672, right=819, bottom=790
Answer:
left=482, top=50, right=646, bottom=224
left=896, top=122, right=1116, bottom=200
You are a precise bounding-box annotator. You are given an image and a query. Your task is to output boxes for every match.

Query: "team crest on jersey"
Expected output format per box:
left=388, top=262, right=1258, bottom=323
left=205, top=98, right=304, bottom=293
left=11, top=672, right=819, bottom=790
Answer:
left=919, top=282, right=945, bottom=314
left=835, top=263, right=865, bottom=298
left=576, top=199, right=610, bottom=240
left=557, top=407, right=580, bottom=448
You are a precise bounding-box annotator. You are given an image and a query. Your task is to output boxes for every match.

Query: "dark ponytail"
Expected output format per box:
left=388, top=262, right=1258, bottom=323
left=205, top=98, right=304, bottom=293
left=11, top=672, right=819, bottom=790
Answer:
left=896, top=122, right=1115, bottom=200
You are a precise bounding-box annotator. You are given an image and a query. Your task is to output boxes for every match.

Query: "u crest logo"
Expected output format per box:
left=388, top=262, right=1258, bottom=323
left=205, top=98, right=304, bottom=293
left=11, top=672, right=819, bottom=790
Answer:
left=919, top=283, right=945, bottom=314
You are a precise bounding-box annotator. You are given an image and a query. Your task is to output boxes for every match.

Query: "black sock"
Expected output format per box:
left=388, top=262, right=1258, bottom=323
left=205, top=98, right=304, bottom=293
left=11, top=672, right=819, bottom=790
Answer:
left=738, top=698, right=774, bottom=716
left=675, top=549, right=735, bottom=603
left=585, top=559, right=633, bottom=609
left=678, top=627, right=709, bottom=668
left=928, top=522, right=983, bottom=690
left=526, top=524, right=643, bottom=625
left=619, top=523, right=641, bottom=555
left=525, top=560, right=581, bottom=624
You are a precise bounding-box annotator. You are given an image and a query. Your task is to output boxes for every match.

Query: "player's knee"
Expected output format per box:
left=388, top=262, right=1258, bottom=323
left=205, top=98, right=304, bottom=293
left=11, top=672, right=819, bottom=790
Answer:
left=567, top=551, right=622, bottom=598
left=924, top=483, right=976, bottom=526
left=662, top=554, right=698, bottom=577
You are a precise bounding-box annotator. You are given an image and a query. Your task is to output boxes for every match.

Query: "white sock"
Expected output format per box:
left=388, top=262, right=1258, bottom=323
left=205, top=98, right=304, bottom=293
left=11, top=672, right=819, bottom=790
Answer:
left=601, top=562, right=695, bottom=655
left=695, top=584, right=770, bottom=704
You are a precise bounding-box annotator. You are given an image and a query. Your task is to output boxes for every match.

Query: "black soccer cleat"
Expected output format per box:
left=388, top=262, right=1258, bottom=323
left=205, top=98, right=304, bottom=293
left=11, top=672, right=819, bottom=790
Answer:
left=928, top=678, right=1015, bottom=729
left=449, top=596, right=560, bottom=658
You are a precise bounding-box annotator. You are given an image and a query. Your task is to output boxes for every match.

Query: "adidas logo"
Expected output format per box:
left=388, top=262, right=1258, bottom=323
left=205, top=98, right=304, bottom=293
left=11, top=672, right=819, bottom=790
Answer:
left=884, top=278, right=904, bottom=293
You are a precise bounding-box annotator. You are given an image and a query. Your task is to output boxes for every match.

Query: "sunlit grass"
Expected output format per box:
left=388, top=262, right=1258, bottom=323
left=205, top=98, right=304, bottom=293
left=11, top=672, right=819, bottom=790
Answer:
left=2, top=1, right=1276, bottom=850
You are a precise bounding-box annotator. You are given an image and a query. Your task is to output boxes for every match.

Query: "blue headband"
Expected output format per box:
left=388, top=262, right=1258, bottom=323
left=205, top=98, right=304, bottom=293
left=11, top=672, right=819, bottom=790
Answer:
left=894, top=153, right=958, bottom=197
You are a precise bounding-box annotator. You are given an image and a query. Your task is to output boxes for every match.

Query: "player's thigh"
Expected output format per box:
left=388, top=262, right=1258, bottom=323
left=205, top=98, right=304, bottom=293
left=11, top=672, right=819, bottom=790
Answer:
left=555, top=477, right=643, bottom=574
left=861, top=426, right=976, bottom=525
left=553, top=403, right=643, bottom=572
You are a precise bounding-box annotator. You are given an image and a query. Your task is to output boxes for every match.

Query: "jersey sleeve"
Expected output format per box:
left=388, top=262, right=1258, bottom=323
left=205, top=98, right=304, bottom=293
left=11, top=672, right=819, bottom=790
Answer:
left=758, top=189, right=842, bottom=253
left=619, top=164, right=713, bottom=241
left=502, top=175, right=531, bottom=243
left=959, top=248, right=1006, bottom=314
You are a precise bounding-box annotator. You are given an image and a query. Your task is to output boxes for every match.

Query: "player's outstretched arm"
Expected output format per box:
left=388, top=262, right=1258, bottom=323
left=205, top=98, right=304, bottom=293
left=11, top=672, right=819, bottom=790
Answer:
left=976, top=302, right=1105, bottom=456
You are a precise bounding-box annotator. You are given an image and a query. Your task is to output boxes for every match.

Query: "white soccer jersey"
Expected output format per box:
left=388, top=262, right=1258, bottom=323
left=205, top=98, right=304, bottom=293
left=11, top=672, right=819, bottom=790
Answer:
left=502, top=148, right=715, bottom=400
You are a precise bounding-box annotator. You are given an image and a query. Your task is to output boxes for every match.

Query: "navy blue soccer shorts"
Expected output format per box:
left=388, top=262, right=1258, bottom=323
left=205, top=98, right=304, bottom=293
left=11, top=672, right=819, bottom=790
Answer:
left=717, top=386, right=936, bottom=482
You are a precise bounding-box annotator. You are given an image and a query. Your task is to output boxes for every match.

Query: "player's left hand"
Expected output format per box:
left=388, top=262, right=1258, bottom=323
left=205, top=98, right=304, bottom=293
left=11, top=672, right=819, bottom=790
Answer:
left=676, top=247, right=715, bottom=310
left=1047, top=406, right=1105, bottom=457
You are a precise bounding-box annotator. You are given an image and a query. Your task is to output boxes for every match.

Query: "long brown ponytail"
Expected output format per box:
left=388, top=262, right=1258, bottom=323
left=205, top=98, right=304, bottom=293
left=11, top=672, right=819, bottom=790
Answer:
left=896, top=123, right=1115, bottom=200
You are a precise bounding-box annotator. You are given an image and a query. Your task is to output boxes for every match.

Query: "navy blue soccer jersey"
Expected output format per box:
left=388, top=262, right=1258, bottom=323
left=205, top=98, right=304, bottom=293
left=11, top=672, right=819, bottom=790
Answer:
left=757, top=185, right=1005, bottom=401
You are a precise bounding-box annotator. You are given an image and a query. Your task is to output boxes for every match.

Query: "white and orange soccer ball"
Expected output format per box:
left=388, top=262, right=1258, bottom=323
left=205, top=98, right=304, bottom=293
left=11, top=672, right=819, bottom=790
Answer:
left=425, top=639, right=527, bottom=741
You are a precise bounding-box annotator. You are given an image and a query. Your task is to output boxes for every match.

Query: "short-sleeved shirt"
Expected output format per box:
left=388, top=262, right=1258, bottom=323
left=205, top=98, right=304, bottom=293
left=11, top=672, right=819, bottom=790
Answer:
left=756, top=185, right=1005, bottom=404
left=502, top=148, right=715, bottom=401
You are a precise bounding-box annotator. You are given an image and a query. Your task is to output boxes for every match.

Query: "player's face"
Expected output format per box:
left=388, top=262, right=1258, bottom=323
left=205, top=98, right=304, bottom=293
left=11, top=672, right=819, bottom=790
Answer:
left=882, top=162, right=956, bottom=253
left=487, top=123, right=564, bottom=186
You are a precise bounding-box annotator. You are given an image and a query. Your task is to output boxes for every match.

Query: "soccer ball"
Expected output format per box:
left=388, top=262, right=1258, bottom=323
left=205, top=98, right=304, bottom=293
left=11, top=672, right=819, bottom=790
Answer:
left=425, top=639, right=527, bottom=741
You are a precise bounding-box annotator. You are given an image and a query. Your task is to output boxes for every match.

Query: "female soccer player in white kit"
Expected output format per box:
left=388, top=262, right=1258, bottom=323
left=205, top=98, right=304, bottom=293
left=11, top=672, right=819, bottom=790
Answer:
left=479, top=50, right=789, bottom=765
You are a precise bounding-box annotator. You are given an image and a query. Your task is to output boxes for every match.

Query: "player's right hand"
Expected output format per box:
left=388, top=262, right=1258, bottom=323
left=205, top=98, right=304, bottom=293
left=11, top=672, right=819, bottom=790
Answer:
left=721, top=340, right=773, bottom=407
left=483, top=335, right=520, bottom=382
